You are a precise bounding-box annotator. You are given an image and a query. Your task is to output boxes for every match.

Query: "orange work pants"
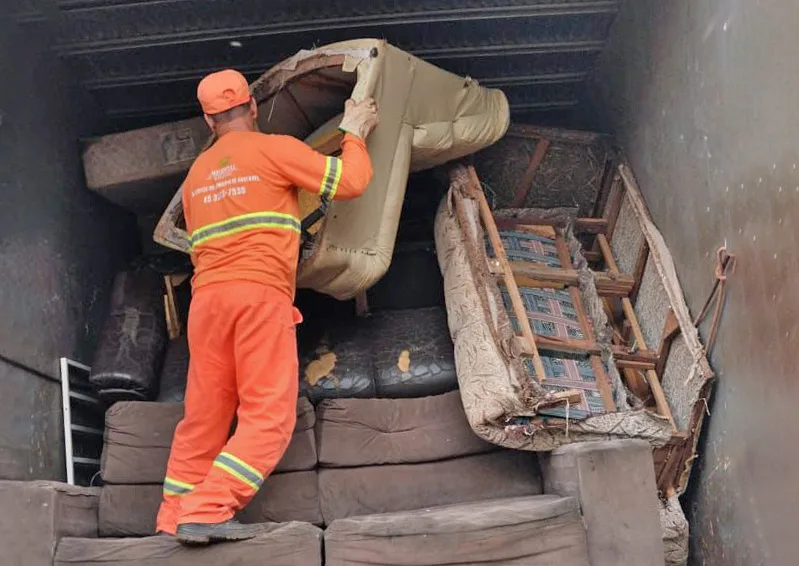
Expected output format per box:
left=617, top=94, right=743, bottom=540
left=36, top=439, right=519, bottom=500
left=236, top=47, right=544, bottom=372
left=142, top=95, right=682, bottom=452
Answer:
left=156, top=280, right=301, bottom=534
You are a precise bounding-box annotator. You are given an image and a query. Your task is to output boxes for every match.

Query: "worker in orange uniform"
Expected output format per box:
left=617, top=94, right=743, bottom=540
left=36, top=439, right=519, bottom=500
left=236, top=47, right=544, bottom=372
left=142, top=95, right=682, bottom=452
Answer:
left=155, top=69, right=377, bottom=545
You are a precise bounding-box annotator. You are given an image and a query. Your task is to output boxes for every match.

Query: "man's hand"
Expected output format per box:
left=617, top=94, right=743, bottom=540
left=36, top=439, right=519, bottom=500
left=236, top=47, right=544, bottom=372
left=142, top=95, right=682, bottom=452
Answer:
left=338, top=98, right=379, bottom=141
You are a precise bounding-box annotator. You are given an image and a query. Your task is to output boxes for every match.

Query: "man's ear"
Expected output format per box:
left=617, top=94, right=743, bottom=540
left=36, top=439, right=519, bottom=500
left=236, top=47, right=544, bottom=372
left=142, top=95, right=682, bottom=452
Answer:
left=249, top=98, right=258, bottom=121
left=203, top=114, right=216, bottom=134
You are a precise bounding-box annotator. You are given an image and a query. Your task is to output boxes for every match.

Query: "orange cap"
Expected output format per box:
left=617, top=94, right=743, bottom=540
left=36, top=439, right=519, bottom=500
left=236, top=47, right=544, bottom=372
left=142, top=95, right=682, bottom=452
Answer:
left=197, top=69, right=251, bottom=115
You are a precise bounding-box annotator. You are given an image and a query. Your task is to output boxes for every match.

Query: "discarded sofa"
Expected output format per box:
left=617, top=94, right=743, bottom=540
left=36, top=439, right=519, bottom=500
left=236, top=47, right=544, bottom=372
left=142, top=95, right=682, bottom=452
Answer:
left=82, top=39, right=510, bottom=300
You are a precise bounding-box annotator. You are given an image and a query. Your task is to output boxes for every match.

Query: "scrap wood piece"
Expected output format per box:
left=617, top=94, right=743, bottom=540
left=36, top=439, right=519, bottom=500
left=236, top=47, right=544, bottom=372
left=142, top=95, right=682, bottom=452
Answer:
left=511, top=138, right=551, bottom=208
left=466, top=165, right=547, bottom=381
left=534, top=388, right=584, bottom=411
left=505, top=124, right=604, bottom=146
left=163, top=276, right=181, bottom=340
left=598, top=234, right=676, bottom=430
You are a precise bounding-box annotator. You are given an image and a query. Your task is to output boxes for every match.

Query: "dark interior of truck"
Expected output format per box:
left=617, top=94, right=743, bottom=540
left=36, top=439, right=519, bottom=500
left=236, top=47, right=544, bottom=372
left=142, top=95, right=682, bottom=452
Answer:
left=3, top=2, right=787, bottom=564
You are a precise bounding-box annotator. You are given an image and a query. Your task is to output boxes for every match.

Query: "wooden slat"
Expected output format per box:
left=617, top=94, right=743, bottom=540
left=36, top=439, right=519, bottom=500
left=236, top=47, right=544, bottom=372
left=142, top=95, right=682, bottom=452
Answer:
left=597, top=234, right=676, bottom=429
left=656, top=309, right=681, bottom=379
left=506, top=124, right=603, bottom=145
left=597, top=234, right=617, bottom=271
left=590, top=175, right=623, bottom=260
left=467, top=166, right=547, bottom=380
left=494, top=216, right=607, bottom=234
left=583, top=250, right=602, bottom=263
left=553, top=234, right=616, bottom=412
left=622, top=299, right=647, bottom=351
left=631, top=240, right=650, bottom=302
left=591, top=156, right=617, bottom=219
left=616, top=359, right=657, bottom=373
left=511, top=138, right=551, bottom=208
left=574, top=218, right=609, bottom=235
left=612, top=348, right=658, bottom=367
left=505, top=262, right=635, bottom=297
left=604, top=178, right=624, bottom=239
left=645, top=367, right=676, bottom=427
left=604, top=301, right=650, bottom=400
left=163, top=276, right=181, bottom=340
left=514, top=335, right=657, bottom=368
left=553, top=234, right=572, bottom=269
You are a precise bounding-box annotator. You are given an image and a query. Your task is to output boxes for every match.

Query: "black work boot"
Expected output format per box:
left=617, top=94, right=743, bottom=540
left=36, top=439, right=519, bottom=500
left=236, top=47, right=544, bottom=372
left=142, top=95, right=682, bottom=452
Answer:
left=176, top=520, right=263, bottom=546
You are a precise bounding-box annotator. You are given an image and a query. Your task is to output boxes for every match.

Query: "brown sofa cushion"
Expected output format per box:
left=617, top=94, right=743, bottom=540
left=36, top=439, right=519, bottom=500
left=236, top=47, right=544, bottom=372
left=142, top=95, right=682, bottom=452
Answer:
left=0, top=481, right=100, bottom=566
left=56, top=522, right=322, bottom=566
left=316, top=391, right=495, bottom=467
left=325, top=495, right=590, bottom=566
left=319, top=450, right=541, bottom=524
left=99, top=471, right=322, bottom=537
left=101, top=398, right=316, bottom=483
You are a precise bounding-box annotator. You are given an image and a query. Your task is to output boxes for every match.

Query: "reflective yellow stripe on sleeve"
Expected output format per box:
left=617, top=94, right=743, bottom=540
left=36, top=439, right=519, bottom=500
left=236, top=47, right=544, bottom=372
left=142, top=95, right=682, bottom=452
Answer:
left=320, top=156, right=343, bottom=200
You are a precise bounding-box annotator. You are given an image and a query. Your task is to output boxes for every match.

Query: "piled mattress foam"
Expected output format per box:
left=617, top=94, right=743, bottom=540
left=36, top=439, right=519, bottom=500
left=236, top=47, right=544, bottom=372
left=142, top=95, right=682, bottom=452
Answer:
left=325, top=495, right=590, bottom=566
left=56, top=522, right=323, bottom=566
left=314, top=391, right=542, bottom=524
left=0, top=481, right=100, bottom=566
left=98, top=398, right=321, bottom=535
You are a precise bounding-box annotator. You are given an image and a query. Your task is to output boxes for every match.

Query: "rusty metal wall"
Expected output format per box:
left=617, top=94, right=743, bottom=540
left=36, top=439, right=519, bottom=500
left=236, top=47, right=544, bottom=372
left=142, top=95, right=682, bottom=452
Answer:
left=586, top=0, right=799, bottom=563
left=0, top=19, right=137, bottom=479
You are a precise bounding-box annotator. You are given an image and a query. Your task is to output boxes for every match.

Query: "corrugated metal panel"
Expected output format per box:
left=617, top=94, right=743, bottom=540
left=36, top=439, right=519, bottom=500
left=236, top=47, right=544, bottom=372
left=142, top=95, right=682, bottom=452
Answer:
left=14, top=0, right=620, bottom=130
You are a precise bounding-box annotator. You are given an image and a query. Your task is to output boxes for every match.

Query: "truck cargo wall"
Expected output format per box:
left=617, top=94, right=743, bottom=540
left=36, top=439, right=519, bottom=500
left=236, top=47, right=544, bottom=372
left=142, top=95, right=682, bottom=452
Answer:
left=586, top=1, right=799, bottom=563
left=0, top=21, right=137, bottom=479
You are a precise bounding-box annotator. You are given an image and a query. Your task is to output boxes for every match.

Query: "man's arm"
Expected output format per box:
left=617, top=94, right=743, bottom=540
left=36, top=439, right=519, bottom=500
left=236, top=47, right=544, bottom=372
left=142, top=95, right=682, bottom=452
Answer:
left=270, top=97, right=378, bottom=200
left=269, top=133, right=373, bottom=200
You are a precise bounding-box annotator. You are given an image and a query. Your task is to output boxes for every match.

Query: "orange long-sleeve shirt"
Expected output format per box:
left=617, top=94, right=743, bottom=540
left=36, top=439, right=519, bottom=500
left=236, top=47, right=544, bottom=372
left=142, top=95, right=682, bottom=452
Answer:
left=181, top=130, right=373, bottom=298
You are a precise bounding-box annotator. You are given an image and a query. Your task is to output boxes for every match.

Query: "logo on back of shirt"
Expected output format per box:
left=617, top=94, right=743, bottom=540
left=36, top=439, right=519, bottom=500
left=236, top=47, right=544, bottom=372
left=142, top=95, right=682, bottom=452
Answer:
left=207, top=156, right=238, bottom=181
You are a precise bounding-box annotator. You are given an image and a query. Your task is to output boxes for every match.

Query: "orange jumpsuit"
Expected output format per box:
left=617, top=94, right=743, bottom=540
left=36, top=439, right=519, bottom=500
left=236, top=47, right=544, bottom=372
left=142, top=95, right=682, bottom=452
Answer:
left=156, top=130, right=372, bottom=534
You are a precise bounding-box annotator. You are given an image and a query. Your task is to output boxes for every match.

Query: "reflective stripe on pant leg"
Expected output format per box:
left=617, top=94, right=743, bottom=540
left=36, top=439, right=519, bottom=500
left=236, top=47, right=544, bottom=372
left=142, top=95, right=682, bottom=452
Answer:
left=211, top=452, right=263, bottom=492
left=163, top=477, right=195, bottom=497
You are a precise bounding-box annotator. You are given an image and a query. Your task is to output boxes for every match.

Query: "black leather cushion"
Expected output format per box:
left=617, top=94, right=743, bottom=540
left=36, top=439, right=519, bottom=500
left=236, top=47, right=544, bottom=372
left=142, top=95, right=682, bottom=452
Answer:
left=300, top=307, right=456, bottom=402
left=299, top=317, right=376, bottom=404
left=90, top=268, right=167, bottom=402
left=371, top=307, right=457, bottom=398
